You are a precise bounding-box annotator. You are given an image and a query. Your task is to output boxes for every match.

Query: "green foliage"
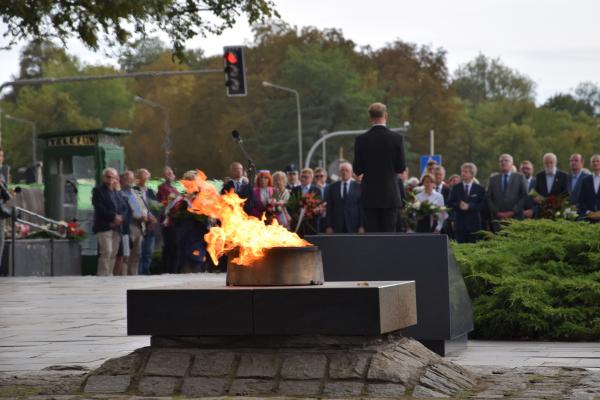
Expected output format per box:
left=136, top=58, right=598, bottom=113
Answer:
left=453, top=219, right=600, bottom=340
left=0, top=0, right=279, bottom=61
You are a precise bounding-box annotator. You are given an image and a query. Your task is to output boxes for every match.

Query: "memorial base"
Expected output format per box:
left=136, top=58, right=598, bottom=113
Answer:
left=83, top=333, right=475, bottom=398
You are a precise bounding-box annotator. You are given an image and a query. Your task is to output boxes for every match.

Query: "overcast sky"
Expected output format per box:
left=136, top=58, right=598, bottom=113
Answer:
left=1, top=0, right=598, bottom=103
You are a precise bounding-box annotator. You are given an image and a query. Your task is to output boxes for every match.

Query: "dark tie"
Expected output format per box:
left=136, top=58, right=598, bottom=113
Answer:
left=343, top=182, right=348, bottom=199
left=234, top=181, right=240, bottom=192
left=464, top=184, right=469, bottom=197
left=502, top=174, right=508, bottom=193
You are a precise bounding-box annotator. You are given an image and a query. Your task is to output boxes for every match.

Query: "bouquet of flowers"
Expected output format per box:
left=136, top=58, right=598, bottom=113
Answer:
left=529, top=189, right=577, bottom=220
left=287, top=192, right=325, bottom=235
left=402, top=197, right=447, bottom=232
left=63, top=220, right=86, bottom=241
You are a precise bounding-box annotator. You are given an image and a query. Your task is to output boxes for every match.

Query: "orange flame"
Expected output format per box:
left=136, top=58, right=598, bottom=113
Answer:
left=180, top=171, right=310, bottom=266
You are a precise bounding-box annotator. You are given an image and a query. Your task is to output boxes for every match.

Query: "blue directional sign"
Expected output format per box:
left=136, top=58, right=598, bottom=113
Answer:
left=420, top=155, right=442, bottom=174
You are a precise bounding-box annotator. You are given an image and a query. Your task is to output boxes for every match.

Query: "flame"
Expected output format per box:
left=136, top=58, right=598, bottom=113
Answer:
left=180, top=171, right=310, bottom=266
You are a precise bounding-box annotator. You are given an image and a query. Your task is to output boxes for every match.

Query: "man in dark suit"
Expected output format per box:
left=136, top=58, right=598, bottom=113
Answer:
left=534, top=153, right=569, bottom=199
left=578, top=154, right=600, bottom=222
left=222, top=161, right=254, bottom=215
left=447, top=163, right=485, bottom=243
left=92, top=167, right=127, bottom=276
left=326, top=162, right=363, bottom=233
left=486, top=153, right=528, bottom=232
left=353, top=102, right=405, bottom=232
left=567, top=153, right=589, bottom=205
left=519, top=160, right=536, bottom=218
left=290, top=168, right=322, bottom=236
left=434, top=165, right=451, bottom=203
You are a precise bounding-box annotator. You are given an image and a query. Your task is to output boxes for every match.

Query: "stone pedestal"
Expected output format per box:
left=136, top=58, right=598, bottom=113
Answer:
left=83, top=334, right=475, bottom=398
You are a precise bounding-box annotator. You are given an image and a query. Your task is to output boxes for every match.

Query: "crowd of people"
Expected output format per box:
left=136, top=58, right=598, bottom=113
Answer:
left=91, top=101, right=600, bottom=276
left=91, top=150, right=600, bottom=276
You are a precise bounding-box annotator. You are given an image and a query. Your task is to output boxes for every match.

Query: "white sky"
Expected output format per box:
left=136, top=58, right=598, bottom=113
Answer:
left=1, top=0, right=599, bottom=103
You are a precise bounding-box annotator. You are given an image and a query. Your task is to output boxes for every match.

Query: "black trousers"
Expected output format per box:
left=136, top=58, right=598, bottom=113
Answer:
left=363, top=208, right=398, bottom=232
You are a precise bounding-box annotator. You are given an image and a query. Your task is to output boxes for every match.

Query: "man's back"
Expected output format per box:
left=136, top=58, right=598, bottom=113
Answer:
left=353, top=126, right=405, bottom=208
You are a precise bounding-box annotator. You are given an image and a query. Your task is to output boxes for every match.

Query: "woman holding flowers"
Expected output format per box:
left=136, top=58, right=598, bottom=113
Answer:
left=271, top=171, right=292, bottom=228
left=415, top=174, right=447, bottom=233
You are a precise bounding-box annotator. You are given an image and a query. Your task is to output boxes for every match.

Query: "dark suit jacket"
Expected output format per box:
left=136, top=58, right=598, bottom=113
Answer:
left=447, top=182, right=485, bottom=231
left=568, top=171, right=590, bottom=205
left=222, top=179, right=254, bottom=215
left=534, top=170, right=569, bottom=197
left=92, top=184, right=128, bottom=234
left=353, top=125, right=405, bottom=209
left=577, top=175, right=600, bottom=217
left=486, top=172, right=528, bottom=216
left=437, top=184, right=450, bottom=204
left=326, top=180, right=362, bottom=233
left=290, top=185, right=321, bottom=200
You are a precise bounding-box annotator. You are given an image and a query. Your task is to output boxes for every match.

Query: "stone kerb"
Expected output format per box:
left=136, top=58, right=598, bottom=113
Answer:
left=82, top=334, right=475, bottom=398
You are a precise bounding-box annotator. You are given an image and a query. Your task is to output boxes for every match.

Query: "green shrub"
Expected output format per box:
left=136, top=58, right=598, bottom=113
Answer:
left=452, top=219, right=600, bottom=340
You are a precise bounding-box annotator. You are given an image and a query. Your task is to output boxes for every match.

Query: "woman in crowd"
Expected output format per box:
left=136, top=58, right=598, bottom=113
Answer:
left=251, top=170, right=274, bottom=219
left=272, top=171, right=292, bottom=228
left=415, top=173, right=447, bottom=233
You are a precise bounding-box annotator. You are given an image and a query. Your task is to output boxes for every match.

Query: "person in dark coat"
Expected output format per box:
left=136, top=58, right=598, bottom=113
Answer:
left=290, top=168, right=322, bottom=236
left=519, top=160, right=536, bottom=218
left=326, top=162, right=363, bottom=233
left=533, top=153, right=569, bottom=199
left=92, top=167, right=127, bottom=276
left=578, top=154, right=600, bottom=222
left=447, top=163, right=486, bottom=243
left=222, top=161, right=254, bottom=215
left=567, top=153, right=589, bottom=206
left=353, top=102, right=406, bottom=232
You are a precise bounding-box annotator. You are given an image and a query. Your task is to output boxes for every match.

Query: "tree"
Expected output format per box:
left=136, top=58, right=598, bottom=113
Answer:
left=452, top=54, right=536, bottom=104
left=574, top=81, right=600, bottom=117
left=0, top=0, right=279, bottom=60
left=543, top=93, right=594, bottom=117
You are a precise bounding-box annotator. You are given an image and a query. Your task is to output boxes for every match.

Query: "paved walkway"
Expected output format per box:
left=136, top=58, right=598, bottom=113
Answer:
left=1, top=275, right=600, bottom=374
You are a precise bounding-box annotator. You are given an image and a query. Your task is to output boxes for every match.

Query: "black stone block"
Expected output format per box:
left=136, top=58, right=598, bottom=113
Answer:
left=127, top=281, right=416, bottom=336
left=306, top=233, right=473, bottom=356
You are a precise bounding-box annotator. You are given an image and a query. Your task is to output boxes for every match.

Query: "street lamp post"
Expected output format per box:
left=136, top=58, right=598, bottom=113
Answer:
left=134, top=96, right=173, bottom=166
left=262, top=81, right=303, bottom=170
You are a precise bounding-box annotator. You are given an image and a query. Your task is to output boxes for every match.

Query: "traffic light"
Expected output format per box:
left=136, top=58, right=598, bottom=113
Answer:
left=223, top=46, right=247, bottom=97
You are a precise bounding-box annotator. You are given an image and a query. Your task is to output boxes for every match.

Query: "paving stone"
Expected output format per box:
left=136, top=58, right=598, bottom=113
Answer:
left=137, top=376, right=177, bottom=396
left=278, top=379, right=321, bottom=396
left=281, top=353, right=327, bottom=380
left=190, top=352, right=235, bottom=377
left=328, top=352, right=369, bottom=379
left=366, top=382, right=407, bottom=397
left=236, top=353, right=278, bottom=378
left=144, top=351, right=191, bottom=377
left=84, top=374, right=130, bottom=393
left=181, top=377, right=227, bottom=397
left=367, top=351, right=416, bottom=384
left=323, top=380, right=364, bottom=396
left=412, top=384, right=449, bottom=398
left=229, top=378, right=275, bottom=396
left=94, top=352, right=140, bottom=375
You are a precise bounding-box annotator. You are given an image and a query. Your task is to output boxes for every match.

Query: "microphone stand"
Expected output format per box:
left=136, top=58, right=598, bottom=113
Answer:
left=234, top=136, right=256, bottom=186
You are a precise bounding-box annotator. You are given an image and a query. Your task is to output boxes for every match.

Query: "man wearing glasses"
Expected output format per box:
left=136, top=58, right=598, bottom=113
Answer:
left=486, top=154, right=528, bottom=232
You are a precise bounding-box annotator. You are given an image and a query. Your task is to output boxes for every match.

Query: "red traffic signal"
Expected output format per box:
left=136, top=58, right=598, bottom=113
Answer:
left=223, top=46, right=247, bottom=97
left=225, top=52, right=238, bottom=64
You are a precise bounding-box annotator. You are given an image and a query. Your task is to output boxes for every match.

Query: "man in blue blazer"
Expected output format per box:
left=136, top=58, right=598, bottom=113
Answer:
left=578, top=154, right=600, bottom=222
left=326, top=162, right=363, bottom=233
left=447, top=162, right=486, bottom=243
left=567, top=153, right=589, bottom=206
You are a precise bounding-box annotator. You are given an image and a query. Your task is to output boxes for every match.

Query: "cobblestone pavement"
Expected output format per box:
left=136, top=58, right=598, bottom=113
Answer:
left=2, top=275, right=600, bottom=399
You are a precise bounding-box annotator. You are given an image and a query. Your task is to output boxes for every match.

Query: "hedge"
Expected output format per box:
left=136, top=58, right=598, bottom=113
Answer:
left=452, top=219, right=600, bottom=340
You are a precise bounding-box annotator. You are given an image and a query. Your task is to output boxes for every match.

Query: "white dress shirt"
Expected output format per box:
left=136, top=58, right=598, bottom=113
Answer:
left=593, top=174, right=600, bottom=194
left=340, top=179, right=353, bottom=198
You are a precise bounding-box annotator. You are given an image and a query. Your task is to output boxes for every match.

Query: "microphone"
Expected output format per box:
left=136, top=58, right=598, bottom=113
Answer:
left=231, top=130, right=241, bottom=142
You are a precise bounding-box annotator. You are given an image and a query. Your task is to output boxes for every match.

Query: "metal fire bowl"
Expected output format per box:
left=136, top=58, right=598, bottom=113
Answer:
left=226, top=246, right=324, bottom=286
